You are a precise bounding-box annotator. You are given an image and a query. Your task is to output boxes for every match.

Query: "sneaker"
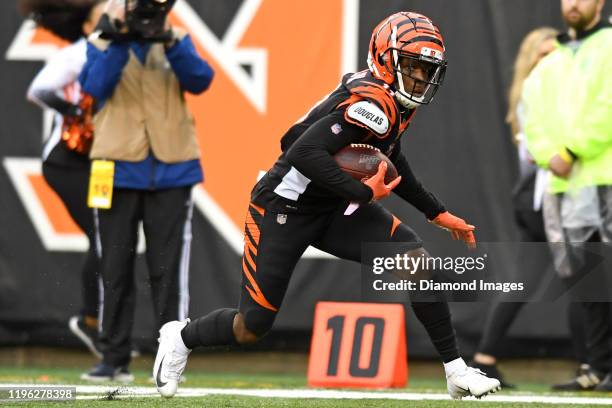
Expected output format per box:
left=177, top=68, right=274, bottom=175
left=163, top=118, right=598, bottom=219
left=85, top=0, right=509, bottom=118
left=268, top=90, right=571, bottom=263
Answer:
left=153, top=320, right=191, bottom=398
left=552, top=366, right=605, bottom=391
left=470, top=360, right=515, bottom=389
left=69, top=316, right=102, bottom=359
left=447, top=366, right=501, bottom=400
left=80, top=363, right=115, bottom=382
left=80, top=363, right=134, bottom=383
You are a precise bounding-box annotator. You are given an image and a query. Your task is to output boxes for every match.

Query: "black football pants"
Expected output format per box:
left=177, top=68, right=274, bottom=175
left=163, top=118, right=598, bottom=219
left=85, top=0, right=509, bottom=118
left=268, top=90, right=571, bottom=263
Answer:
left=238, top=200, right=421, bottom=335
left=94, top=187, right=193, bottom=367
left=237, top=197, right=459, bottom=362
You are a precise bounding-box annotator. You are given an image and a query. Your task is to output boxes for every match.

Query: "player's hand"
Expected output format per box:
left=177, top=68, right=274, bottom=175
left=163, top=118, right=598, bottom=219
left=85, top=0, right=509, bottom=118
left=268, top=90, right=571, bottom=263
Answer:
left=431, top=211, right=476, bottom=249
left=363, top=161, right=401, bottom=201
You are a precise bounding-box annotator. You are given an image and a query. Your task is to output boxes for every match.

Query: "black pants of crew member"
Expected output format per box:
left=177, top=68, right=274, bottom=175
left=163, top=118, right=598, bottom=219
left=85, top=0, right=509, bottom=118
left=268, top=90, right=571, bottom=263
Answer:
left=95, top=187, right=193, bottom=367
left=42, top=161, right=99, bottom=320
left=477, top=208, right=550, bottom=356
left=566, top=230, right=612, bottom=374
left=548, top=187, right=612, bottom=373
left=578, top=186, right=612, bottom=373
left=477, top=207, right=588, bottom=363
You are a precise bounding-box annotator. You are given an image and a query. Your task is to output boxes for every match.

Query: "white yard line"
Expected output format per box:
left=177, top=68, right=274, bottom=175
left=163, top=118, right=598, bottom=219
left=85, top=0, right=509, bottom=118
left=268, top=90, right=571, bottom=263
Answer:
left=2, top=384, right=612, bottom=405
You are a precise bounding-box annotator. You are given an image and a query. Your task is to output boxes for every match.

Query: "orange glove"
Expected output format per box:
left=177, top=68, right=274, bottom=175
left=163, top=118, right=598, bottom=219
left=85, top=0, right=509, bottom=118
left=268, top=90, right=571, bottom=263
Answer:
left=431, top=211, right=477, bottom=249
left=363, top=161, right=402, bottom=201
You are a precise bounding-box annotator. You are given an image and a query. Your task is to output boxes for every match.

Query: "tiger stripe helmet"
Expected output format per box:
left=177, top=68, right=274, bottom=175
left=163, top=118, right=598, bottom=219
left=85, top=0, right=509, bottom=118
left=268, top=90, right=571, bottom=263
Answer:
left=367, top=11, right=447, bottom=109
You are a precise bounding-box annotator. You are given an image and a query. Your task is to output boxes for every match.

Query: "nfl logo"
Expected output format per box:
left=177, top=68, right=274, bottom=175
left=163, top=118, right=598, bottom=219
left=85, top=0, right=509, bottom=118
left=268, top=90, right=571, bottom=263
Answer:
left=331, top=123, right=342, bottom=134
left=276, top=214, right=287, bottom=225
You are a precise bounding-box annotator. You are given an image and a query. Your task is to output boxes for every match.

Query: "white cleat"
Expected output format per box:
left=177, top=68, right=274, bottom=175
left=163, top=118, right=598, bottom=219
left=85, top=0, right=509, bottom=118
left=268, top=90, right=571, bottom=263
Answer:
left=153, top=319, right=191, bottom=398
left=447, top=366, right=501, bottom=400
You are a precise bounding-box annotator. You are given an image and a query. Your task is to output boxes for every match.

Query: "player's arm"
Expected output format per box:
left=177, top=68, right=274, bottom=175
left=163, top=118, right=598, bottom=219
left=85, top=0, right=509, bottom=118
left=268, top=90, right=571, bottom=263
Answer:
left=284, top=111, right=375, bottom=203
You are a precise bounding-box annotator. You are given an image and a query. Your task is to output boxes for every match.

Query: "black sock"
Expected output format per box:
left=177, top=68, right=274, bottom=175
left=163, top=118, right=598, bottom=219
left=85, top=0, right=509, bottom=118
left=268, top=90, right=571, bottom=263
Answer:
left=181, top=308, right=238, bottom=349
left=411, top=301, right=459, bottom=363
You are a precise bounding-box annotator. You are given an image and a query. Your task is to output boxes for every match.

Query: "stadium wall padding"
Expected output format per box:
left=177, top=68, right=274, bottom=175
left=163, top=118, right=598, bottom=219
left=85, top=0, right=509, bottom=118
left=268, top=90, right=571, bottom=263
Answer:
left=2, top=0, right=610, bottom=357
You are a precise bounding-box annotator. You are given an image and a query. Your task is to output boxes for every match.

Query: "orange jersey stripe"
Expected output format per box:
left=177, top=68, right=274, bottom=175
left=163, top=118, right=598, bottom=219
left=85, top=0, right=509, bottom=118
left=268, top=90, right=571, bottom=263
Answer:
left=249, top=203, right=265, bottom=216
left=350, top=82, right=396, bottom=125
left=336, top=94, right=362, bottom=110
left=242, top=259, right=277, bottom=312
left=245, top=211, right=261, bottom=245
left=244, top=242, right=257, bottom=272
left=245, top=238, right=258, bottom=256
left=246, top=285, right=278, bottom=312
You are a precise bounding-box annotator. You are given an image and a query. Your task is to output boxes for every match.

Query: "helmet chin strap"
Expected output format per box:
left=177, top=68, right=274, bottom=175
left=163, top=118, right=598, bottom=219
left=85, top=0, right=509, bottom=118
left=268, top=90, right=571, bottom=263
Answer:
left=395, top=92, right=421, bottom=109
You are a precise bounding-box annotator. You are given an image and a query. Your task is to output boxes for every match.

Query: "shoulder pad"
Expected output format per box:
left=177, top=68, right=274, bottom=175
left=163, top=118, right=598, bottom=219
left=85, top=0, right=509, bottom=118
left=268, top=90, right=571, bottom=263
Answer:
left=345, top=100, right=390, bottom=136
left=342, top=71, right=398, bottom=133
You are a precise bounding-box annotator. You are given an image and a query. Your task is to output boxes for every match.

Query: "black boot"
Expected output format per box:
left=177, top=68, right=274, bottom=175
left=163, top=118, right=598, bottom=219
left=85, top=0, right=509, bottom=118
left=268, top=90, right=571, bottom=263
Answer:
left=594, top=373, right=612, bottom=391
left=552, top=365, right=605, bottom=391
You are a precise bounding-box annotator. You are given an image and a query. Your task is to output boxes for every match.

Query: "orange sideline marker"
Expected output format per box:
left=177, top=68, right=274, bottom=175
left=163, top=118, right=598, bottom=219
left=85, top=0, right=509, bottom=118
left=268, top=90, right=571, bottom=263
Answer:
left=307, top=302, right=407, bottom=388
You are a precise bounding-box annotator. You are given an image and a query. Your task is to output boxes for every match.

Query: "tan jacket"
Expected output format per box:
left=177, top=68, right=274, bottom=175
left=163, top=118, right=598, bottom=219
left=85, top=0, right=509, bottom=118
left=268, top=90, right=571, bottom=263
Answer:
left=89, top=31, right=200, bottom=163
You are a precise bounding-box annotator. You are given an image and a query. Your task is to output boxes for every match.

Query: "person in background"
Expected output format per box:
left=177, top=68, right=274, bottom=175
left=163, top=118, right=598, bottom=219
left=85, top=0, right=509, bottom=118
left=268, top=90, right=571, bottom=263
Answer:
left=78, top=0, right=214, bottom=382
left=471, top=27, right=572, bottom=387
left=523, top=0, right=612, bottom=391
left=20, top=0, right=106, bottom=360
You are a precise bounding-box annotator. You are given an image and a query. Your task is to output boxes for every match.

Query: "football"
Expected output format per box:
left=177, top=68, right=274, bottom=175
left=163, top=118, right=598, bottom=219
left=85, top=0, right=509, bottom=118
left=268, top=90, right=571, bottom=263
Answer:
left=333, top=144, right=398, bottom=184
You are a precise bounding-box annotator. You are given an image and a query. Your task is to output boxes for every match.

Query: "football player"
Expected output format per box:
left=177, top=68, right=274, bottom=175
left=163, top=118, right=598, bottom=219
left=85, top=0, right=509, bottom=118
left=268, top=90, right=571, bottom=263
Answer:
left=154, top=11, right=501, bottom=399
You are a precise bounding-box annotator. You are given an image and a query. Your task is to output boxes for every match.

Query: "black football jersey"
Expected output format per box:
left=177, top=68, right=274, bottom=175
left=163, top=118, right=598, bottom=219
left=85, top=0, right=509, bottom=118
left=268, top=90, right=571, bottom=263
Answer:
left=255, top=70, right=444, bottom=218
left=281, top=70, right=416, bottom=156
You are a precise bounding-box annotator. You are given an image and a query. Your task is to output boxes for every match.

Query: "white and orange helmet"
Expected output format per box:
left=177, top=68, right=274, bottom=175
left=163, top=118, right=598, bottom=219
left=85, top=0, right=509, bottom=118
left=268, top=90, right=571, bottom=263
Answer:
left=367, top=11, right=447, bottom=109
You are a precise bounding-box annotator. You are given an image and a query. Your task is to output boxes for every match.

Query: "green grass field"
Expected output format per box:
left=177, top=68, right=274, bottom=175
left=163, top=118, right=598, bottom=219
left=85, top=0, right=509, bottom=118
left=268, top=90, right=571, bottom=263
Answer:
left=1, top=350, right=611, bottom=407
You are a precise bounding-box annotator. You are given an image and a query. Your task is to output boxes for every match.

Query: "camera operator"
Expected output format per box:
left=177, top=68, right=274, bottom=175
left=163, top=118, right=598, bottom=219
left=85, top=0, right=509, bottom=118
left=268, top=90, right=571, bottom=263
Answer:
left=79, top=0, right=214, bottom=381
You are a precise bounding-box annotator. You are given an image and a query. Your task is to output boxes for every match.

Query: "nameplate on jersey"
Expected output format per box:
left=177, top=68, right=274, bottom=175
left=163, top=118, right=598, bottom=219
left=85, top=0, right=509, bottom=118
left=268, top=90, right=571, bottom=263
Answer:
left=346, top=101, right=389, bottom=136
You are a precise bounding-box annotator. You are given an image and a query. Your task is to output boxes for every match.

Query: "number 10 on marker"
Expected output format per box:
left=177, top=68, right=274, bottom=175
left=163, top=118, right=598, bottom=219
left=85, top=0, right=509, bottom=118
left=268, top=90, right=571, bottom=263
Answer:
left=307, top=302, right=408, bottom=388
